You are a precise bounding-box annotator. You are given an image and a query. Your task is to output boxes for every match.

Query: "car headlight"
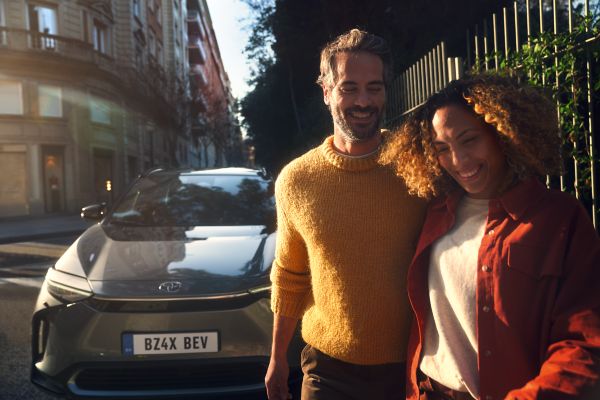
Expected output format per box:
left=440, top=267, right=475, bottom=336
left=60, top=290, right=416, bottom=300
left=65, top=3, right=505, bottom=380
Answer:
left=45, top=268, right=93, bottom=303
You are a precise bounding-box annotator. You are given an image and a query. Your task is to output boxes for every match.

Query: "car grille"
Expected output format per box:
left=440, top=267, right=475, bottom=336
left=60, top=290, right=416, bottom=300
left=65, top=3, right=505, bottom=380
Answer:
left=85, top=292, right=269, bottom=313
left=74, top=362, right=268, bottom=391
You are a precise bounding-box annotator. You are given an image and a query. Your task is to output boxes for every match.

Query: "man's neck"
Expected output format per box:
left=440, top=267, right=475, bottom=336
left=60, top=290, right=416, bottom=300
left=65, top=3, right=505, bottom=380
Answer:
left=332, top=131, right=382, bottom=156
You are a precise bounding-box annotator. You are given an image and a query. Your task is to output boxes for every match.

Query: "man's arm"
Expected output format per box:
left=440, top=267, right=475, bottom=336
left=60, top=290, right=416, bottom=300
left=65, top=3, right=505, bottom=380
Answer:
left=265, top=314, right=299, bottom=400
left=266, top=170, right=311, bottom=399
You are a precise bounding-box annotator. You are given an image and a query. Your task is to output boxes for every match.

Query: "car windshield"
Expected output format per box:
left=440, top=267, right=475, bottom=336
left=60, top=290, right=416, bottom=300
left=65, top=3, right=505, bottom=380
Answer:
left=108, top=173, right=275, bottom=227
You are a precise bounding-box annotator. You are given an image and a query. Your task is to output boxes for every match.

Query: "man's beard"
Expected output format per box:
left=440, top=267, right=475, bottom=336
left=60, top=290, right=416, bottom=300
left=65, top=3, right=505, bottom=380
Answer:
left=331, top=105, right=383, bottom=143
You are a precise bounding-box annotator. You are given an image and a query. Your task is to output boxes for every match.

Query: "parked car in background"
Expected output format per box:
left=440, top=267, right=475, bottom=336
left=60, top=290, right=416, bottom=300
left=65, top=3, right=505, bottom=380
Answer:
left=31, top=167, right=303, bottom=399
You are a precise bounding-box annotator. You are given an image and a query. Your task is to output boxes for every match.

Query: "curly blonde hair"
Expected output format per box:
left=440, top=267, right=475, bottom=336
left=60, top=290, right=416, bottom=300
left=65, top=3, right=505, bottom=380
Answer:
left=380, top=73, right=563, bottom=198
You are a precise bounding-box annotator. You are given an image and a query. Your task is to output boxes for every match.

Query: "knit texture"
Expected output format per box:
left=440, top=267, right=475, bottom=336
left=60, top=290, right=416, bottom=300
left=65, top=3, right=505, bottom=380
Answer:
left=270, top=135, right=427, bottom=365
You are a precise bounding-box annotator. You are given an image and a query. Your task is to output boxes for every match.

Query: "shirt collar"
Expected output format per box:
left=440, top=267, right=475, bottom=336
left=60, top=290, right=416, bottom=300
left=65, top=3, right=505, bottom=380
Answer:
left=433, top=177, right=547, bottom=221
left=497, top=177, right=546, bottom=220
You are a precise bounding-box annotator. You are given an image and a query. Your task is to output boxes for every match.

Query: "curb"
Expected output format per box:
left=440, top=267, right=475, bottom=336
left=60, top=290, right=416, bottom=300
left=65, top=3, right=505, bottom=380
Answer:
left=0, top=242, right=69, bottom=258
left=0, top=230, right=86, bottom=245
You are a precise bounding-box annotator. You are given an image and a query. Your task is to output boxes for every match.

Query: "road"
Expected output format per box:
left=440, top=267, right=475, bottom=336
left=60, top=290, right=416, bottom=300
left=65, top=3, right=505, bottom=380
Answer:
left=0, top=258, right=56, bottom=400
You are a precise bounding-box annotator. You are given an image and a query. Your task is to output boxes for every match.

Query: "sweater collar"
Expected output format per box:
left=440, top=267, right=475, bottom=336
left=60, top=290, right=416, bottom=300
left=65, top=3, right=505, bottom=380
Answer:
left=320, top=135, right=383, bottom=172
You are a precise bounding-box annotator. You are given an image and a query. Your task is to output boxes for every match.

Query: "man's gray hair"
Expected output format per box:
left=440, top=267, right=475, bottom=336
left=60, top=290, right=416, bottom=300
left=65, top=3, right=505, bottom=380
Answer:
left=316, top=28, right=392, bottom=89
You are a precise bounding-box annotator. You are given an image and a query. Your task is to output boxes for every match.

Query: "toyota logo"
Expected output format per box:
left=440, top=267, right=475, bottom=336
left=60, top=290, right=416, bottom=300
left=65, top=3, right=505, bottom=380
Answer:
left=158, top=281, right=183, bottom=293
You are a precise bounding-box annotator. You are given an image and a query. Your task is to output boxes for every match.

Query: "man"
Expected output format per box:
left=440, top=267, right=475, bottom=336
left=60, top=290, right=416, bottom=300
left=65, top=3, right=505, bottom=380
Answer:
left=265, top=29, right=427, bottom=400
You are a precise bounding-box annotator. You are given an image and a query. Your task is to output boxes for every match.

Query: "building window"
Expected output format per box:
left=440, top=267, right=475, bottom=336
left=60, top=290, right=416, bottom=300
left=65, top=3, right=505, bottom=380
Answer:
left=92, top=19, right=109, bottom=54
left=156, top=42, right=163, bottom=65
left=148, top=30, right=155, bottom=57
left=174, top=42, right=181, bottom=74
left=89, top=96, right=111, bottom=125
left=82, top=10, right=89, bottom=42
left=133, top=0, right=141, bottom=19
left=38, top=85, right=62, bottom=117
left=0, top=1, right=6, bottom=45
left=135, top=44, right=144, bottom=70
left=28, top=4, right=58, bottom=50
left=0, top=81, right=23, bottom=115
left=156, top=1, right=162, bottom=25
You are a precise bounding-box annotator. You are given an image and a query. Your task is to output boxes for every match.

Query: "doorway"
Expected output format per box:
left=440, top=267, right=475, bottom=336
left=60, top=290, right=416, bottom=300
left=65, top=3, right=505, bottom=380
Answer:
left=42, top=146, right=65, bottom=213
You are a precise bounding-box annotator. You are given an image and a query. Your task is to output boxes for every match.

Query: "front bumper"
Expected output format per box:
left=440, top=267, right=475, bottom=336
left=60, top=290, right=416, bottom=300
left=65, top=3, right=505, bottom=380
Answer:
left=31, top=284, right=303, bottom=398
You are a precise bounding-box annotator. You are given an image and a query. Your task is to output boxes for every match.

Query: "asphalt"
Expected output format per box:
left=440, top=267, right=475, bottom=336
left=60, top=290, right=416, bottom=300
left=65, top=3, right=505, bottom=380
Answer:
left=0, top=213, right=94, bottom=245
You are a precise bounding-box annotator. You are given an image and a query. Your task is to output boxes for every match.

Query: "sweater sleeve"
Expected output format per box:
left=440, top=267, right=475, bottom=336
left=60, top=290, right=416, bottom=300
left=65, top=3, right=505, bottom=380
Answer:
left=269, top=170, right=312, bottom=319
left=505, top=203, right=600, bottom=400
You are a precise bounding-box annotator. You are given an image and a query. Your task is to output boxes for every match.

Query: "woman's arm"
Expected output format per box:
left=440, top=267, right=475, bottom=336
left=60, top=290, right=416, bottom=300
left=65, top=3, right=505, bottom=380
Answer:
left=505, top=205, right=600, bottom=399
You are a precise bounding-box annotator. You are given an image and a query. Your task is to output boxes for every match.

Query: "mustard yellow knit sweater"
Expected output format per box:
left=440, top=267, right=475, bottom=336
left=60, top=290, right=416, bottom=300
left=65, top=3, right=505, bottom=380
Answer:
left=270, top=135, right=427, bottom=365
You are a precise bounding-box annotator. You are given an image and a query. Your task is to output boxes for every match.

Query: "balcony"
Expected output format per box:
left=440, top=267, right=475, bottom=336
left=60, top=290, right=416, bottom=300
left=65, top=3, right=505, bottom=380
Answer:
left=0, top=26, right=114, bottom=72
left=190, top=64, right=207, bottom=87
left=187, top=10, right=202, bottom=37
left=0, top=26, right=187, bottom=126
left=187, top=35, right=206, bottom=64
left=192, top=91, right=207, bottom=112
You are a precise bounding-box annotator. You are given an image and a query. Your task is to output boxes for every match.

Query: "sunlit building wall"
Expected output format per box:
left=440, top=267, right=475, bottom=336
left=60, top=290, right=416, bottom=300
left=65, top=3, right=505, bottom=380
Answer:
left=0, top=0, right=198, bottom=217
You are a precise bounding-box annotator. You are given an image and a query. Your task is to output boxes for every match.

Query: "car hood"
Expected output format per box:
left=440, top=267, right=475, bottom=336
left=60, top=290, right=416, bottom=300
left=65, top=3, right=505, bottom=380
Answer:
left=54, top=224, right=276, bottom=298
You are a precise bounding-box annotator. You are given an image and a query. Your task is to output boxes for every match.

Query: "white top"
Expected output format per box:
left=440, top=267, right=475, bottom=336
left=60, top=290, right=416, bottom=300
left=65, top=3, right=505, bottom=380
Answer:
left=419, top=196, right=488, bottom=399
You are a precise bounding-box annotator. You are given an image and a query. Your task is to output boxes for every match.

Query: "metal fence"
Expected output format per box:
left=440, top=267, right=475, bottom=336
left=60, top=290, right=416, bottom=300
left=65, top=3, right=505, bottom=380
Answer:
left=386, top=0, right=600, bottom=229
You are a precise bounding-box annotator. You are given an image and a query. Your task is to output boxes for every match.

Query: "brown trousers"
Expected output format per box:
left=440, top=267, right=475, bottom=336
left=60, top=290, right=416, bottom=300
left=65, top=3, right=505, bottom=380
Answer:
left=300, top=344, right=406, bottom=400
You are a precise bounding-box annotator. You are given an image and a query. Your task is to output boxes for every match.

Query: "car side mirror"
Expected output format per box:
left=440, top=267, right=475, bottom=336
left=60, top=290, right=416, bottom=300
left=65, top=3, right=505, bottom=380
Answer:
left=81, top=203, right=107, bottom=221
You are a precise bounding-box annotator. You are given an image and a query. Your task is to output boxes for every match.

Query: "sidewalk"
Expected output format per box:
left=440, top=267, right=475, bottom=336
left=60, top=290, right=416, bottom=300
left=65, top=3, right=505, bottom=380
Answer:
left=0, top=213, right=94, bottom=245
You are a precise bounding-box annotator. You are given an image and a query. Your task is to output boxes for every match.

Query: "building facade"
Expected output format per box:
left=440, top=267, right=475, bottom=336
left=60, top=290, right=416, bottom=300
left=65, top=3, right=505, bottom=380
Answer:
left=187, top=0, right=243, bottom=169
left=0, top=0, right=240, bottom=218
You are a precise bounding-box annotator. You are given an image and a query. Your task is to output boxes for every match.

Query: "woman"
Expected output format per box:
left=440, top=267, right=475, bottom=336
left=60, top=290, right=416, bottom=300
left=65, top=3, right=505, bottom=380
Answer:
left=382, top=74, right=600, bottom=399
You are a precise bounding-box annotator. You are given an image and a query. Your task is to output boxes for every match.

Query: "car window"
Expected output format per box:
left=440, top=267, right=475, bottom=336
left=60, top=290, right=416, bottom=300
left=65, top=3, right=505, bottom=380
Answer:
left=109, top=173, right=275, bottom=227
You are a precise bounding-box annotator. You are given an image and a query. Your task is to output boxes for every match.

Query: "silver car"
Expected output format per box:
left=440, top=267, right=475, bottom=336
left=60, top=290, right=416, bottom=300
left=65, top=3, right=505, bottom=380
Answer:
left=31, top=167, right=303, bottom=399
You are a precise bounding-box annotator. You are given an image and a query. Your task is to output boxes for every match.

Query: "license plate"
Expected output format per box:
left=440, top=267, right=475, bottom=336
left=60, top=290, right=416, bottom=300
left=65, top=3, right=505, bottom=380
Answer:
left=122, top=331, right=219, bottom=355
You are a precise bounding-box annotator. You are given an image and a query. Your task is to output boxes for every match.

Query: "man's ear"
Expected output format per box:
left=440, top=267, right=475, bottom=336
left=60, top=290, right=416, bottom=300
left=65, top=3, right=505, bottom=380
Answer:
left=322, top=84, right=331, bottom=106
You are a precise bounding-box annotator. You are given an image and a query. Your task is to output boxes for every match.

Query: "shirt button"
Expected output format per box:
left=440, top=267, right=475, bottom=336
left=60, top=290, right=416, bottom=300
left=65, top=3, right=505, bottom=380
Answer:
left=487, top=229, right=495, bottom=235
left=485, top=396, right=493, bottom=400
left=482, top=305, right=491, bottom=312
left=481, top=265, right=491, bottom=272
left=484, top=350, right=492, bottom=357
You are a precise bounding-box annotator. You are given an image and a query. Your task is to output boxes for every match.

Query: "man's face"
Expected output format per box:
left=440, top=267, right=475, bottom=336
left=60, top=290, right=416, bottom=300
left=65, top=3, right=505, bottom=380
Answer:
left=323, top=51, right=386, bottom=143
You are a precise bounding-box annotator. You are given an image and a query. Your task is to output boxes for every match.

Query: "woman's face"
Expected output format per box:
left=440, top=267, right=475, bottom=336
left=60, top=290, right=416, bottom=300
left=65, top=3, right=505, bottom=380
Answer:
left=431, top=104, right=509, bottom=199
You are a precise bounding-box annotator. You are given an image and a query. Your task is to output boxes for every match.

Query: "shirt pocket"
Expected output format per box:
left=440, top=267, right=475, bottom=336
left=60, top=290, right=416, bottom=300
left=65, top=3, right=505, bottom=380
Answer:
left=507, top=243, right=563, bottom=280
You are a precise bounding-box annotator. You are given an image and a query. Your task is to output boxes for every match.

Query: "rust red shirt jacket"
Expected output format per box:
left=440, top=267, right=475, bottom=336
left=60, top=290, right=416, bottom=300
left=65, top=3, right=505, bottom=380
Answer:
left=406, top=178, right=600, bottom=400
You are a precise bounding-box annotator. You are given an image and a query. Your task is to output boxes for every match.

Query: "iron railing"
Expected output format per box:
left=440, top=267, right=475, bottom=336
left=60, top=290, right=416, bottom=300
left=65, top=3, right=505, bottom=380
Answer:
left=386, top=0, right=599, bottom=229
